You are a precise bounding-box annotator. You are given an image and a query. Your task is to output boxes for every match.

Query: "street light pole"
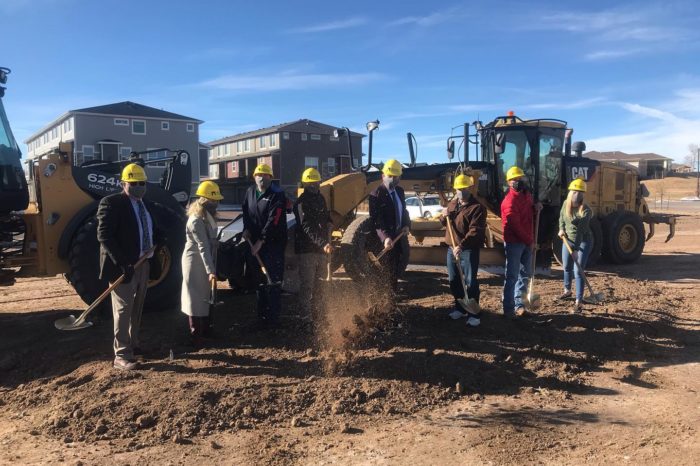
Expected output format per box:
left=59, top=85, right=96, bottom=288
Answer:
left=696, top=147, right=699, bottom=198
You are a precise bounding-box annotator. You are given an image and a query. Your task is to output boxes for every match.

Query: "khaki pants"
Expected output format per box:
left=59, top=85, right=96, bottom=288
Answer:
left=111, top=262, right=149, bottom=359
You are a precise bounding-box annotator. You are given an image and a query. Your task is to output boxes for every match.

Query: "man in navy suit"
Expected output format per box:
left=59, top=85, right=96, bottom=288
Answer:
left=368, top=159, right=411, bottom=294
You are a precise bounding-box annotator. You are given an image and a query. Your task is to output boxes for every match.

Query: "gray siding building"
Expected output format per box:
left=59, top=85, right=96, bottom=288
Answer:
left=207, top=119, right=364, bottom=203
left=584, top=151, right=673, bottom=179
left=25, top=101, right=205, bottom=191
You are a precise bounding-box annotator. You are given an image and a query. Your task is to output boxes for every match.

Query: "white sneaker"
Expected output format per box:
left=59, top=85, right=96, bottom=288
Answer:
left=449, top=309, right=465, bottom=320
left=466, top=317, right=481, bottom=327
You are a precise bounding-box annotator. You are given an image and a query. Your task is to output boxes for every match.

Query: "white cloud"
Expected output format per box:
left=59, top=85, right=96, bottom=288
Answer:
left=197, top=71, right=387, bottom=92
left=388, top=6, right=464, bottom=27
left=584, top=49, right=643, bottom=61
left=586, top=94, right=700, bottom=161
left=287, top=17, right=367, bottom=33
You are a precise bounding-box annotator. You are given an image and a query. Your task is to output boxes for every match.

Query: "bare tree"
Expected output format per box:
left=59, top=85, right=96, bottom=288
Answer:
left=686, top=144, right=699, bottom=168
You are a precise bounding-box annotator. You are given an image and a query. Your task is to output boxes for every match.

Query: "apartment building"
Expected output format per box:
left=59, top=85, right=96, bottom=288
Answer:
left=207, top=119, right=364, bottom=203
left=25, top=101, right=205, bottom=189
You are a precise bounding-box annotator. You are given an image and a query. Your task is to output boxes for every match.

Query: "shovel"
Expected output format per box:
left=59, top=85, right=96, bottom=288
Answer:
left=367, top=230, right=408, bottom=266
left=254, top=252, right=283, bottom=287
left=562, top=237, right=605, bottom=304
left=445, top=216, right=480, bottom=315
left=55, top=247, right=155, bottom=331
left=526, top=208, right=542, bottom=310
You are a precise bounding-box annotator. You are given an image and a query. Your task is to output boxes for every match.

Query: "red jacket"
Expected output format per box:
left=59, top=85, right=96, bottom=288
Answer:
left=501, top=189, right=534, bottom=245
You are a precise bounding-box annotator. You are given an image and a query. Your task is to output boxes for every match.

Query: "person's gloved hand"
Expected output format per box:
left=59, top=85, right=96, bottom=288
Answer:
left=121, top=264, right=135, bottom=284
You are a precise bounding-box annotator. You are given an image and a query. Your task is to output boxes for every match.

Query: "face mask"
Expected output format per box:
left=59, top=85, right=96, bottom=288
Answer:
left=125, top=183, right=146, bottom=199
left=204, top=201, right=218, bottom=215
left=305, top=184, right=320, bottom=194
left=571, top=192, right=584, bottom=206
left=456, top=190, right=471, bottom=202
left=255, top=175, right=271, bottom=191
left=512, top=180, right=525, bottom=192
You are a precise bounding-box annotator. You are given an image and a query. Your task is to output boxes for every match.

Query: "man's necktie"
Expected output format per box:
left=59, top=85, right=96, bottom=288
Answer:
left=137, top=200, right=152, bottom=253
left=391, top=191, right=401, bottom=230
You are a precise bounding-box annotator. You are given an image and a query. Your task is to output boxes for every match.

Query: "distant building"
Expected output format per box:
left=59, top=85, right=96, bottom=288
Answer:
left=671, top=163, right=693, bottom=174
left=583, top=151, right=673, bottom=179
left=24, top=101, right=205, bottom=190
left=207, top=119, right=364, bottom=203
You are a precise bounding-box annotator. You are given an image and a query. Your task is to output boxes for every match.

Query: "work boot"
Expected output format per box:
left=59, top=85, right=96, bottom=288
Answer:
left=113, top=357, right=137, bottom=371
left=572, top=300, right=583, bottom=314
left=466, top=316, right=481, bottom=327
left=557, top=290, right=572, bottom=300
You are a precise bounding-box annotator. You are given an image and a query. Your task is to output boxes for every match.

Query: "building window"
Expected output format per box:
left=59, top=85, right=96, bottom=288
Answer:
left=310, top=134, right=321, bottom=141
left=120, top=146, right=132, bottom=160
left=82, top=145, right=95, bottom=161
left=301, top=133, right=308, bottom=141
left=146, top=148, right=167, bottom=167
left=186, top=123, right=195, bottom=132
left=132, top=120, right=146, bottom=135
left=236, top=141, right=243, bottom=153
left=63, top=118, right=72, bottom=133
left=282, top=132, right=290, bottom=140
left=304, top=156, right=318, bottom=169
left=114, top=118, right=129, bottom=126
left=259, top=135, right=267, bottom=149
left=244, top=139, right=250, bottom=152
left=328, top=157, right=336, bottom=175
left=226, top=160, right=239, bottom=178
left=258, top=156, right=272, bottom=167
left=51, top=127, right=58, bottom=139
left=209, top=164, right=220, bottom=179
left=269, top=133, right=277, bottom=147
left=224, top=143, right=230, bottom=155
left=161, top=121, right=170, bottom=131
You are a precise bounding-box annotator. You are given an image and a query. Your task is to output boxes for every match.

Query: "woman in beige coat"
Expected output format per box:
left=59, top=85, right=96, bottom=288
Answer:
left=181, top=180, right=224, bottom=346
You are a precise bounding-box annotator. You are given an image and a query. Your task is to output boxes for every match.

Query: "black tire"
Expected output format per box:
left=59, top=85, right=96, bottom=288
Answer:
left=601, top=211, right=645, bottom=264
left=551, top=216, right=602, bottom=267
left=340, top=216, right=383, bottom=282
left=587, top=216, right=602, bottom=267
left=67, top=203, right=186, bottom=312
left=67, top=217, right=110, bottom=314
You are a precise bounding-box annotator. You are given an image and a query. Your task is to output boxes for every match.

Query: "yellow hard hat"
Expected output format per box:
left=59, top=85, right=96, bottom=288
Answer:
left=382, top=159, right=403, bottom=177
left=568, top=178, right=587, bottom=192
left=506, top=166, right=525, bottom=181
left=253, top=163, right=273, bottom=177
left=196, top=180, right=224, bottom=201
left=121, top=163, right=147, bottom=182
left=453, top=174, right=475, bottom=190
left=301, top=167, right=321, bottom=183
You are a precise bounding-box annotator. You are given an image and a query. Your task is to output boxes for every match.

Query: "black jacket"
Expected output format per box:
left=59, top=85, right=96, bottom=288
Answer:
left=96, top=192, right=162, bottom=282
left=242, top=184, right=287, bottom=244
left=293, top=191, right=331, bottom=254
left=368, top=184, right=411, bottom=242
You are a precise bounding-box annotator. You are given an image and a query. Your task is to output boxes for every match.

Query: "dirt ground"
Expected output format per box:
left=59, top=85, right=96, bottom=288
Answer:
left=1, top=205, right=699, bottom=465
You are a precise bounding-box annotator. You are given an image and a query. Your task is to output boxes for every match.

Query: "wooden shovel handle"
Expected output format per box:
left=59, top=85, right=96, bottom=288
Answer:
left=74, top=247, right=155, bottom=324
left=375, top=230, right=408, bottom=262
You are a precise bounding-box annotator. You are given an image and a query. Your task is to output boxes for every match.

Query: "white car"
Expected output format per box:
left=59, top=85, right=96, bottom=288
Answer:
left=405, top=195, right=443, bottom=219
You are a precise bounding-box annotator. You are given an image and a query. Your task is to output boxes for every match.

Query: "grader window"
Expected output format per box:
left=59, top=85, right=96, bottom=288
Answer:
left=538, top=134, right=564, bottom=204
left=497, top=130, right=530, bottom=194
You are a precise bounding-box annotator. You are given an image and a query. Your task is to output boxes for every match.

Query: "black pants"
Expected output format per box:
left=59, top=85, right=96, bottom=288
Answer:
left=257, top=242, right=285, bottom=325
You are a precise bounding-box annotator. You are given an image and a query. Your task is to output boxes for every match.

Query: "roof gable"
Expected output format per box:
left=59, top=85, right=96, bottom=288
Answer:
left=71, top=101, right=201, bottom=122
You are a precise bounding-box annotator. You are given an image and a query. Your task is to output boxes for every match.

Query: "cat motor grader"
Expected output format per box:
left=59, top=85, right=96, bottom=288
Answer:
left=293, top=113, right=676, bottom=281
left=0, top=66, right=191, bottom=310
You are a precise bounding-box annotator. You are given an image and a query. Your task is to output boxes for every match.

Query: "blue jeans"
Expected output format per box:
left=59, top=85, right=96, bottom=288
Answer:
left=502, top=242, right=532, bottom=314
left=562, top=239, right=591, bottom=301
left=446, top=248, right=480, bottom=317
left=257, top=242, right=285, bottom=325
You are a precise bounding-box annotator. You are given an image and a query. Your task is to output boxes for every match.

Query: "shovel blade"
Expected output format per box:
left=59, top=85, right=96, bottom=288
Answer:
left=526, top=292, right=542, bottom=310
left=54, top=315, right=93, bottom=331
left=458, top=298, right=480, bottom=315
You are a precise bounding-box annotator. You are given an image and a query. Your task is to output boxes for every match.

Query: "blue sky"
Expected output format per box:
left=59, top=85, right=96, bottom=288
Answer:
left=2, top=0, right=700, bottom=163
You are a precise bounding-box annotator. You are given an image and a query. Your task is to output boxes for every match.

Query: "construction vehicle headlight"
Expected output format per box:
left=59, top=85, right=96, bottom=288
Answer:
left=44, top=163, right=57, bottom=177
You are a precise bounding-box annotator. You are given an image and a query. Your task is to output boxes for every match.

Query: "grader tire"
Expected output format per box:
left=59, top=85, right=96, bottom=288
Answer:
left=602, top=211, right=645, bottom=264
left=340, top=216, right=405, bottom=283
